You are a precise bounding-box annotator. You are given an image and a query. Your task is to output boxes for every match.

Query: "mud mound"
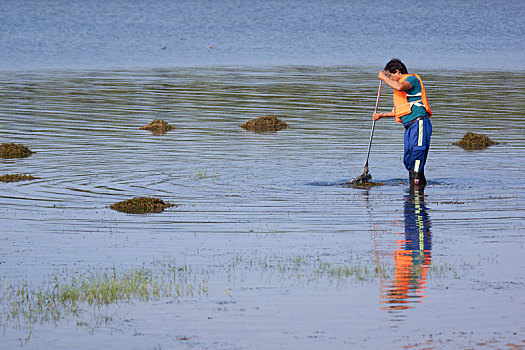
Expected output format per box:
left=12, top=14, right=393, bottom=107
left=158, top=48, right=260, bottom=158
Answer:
left=0, top=143, right=34, bottom=159
left=140, top=119, right=175, bottom=135
left=110, top=196, right=176, bottom=214
left=345, top=181, right=386, bottom=189
left=453, top=132, right=499, bottom=150
left=0, top=174, right=39, bottom=183
left=240, top=115, right=288, bottom=132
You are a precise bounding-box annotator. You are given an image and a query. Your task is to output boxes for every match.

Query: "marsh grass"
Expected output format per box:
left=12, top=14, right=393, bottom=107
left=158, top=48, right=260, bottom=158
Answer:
left=1, top=264, right=208, bottom=331
left=255, top=223, right=280, bottom=236
left=194, top=169, right=216, bottom=180
left=0, top=253, right=486, bottom=337
left=223, top=253, right=391, bottom=285
left=221, top=252, right=484, bottom=288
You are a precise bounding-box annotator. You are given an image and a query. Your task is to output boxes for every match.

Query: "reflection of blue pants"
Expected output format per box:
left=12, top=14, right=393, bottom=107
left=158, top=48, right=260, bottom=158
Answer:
left=403, top=118, right=432, bottom=173
left=404, top=193, right=431, bottom=251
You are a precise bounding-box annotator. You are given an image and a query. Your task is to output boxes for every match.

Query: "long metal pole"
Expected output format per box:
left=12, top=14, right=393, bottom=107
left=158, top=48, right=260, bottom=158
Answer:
left=363, top=80, right=383, bottom=169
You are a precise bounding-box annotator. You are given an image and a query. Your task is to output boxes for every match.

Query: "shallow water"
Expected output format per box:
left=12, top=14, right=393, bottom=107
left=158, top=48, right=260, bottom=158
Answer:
left=1, top=66, right=524, bottom=349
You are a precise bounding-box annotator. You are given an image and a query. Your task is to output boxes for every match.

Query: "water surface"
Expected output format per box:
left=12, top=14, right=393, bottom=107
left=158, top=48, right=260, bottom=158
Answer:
left=1, top=66, right=524, bottom=349
left=1, top=0, right=524, bottom=70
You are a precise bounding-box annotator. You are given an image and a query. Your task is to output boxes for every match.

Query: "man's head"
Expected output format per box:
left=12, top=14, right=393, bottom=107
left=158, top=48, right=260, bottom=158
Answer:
left=384, top=58, right=408, bottom=75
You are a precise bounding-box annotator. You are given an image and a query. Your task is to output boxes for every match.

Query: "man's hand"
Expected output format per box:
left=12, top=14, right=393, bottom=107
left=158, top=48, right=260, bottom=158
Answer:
left=373, top=111, right=394, bottom=120
left=378, top=70, right=411, bottom=91
left=377, top=71, right=388, bottom=81
left=373, top=112, right=383, bottom=121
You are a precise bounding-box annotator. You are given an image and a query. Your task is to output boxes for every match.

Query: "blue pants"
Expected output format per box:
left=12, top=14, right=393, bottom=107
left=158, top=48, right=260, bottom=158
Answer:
left=403, top=118, right=432, bottom=173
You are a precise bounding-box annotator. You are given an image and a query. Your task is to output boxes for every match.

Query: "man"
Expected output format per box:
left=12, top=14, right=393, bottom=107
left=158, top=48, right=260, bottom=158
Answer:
left=373, top=58, right=432, bottom=190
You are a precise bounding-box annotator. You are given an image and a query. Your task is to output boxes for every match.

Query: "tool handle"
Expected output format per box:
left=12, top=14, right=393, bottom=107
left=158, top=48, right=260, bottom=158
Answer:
left=363, top=80, right=382, bottom=168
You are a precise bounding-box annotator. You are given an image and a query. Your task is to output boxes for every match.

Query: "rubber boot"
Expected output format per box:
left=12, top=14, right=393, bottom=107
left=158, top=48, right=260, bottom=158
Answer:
left=409, top=171, right=426, bottom=192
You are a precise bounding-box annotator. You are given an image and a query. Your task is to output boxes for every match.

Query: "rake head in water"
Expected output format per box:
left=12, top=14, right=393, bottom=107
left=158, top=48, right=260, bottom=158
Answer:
left=349, top=165, right=372, bottom=184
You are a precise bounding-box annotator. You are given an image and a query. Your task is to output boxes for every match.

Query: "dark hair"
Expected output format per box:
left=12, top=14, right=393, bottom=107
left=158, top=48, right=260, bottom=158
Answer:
left=384, top=59, right=408, bottom=74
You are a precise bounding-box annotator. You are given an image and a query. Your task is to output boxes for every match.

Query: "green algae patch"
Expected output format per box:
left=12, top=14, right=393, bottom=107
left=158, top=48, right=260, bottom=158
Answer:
left=110, top=196, right=176, bottom=214
left=140, top=119, right=175, bottom=135
left=0, top=174, right=39, bottom=183
left=0, top=143, right=34, bottom=159
left=240, top=115, right=288, bottom=132
left=453, top=132, right=499, bottom=150
left=345, top=181, right=386, bottom=189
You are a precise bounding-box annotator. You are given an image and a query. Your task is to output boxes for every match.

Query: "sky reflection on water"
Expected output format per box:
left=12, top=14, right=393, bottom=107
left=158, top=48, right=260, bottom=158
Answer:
left=0, top=66, right=524, bottom=349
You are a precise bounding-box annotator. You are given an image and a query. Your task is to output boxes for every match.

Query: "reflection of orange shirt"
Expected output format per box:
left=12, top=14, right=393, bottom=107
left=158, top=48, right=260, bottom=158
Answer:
left=380, top=248, right=431, bottom=310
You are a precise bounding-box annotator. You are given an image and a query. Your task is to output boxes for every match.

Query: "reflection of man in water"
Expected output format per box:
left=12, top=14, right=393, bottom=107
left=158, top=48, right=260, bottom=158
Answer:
left=380, top=191, right=432, bottom=310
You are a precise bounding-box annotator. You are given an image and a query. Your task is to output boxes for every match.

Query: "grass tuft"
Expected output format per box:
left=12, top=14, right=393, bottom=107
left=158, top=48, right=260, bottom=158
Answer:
left=1, top=264, right=208, bottom=330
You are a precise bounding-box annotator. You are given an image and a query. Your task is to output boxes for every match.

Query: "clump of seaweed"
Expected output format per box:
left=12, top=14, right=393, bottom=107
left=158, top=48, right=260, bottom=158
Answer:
left=0, top=174, right=39, bottom=183
left=140, top=119, right=175, bottom=135
left=240, top=115, right=288, bottom=132
left=0, top=143, right=34, bottom=159
left=110, top=197, right=176, bottom=214
left=453, top=132, right=499, bottom=150
left=345, top=181, right=386, bottom=189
